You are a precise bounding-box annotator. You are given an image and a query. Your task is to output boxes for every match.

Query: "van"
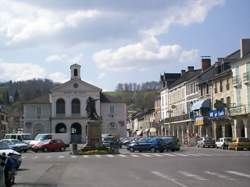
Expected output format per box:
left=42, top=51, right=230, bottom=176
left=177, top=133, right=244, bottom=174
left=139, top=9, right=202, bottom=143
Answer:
left=4, top=133, right=33, bottom=144
left=29, top=133, right=70, bottom=146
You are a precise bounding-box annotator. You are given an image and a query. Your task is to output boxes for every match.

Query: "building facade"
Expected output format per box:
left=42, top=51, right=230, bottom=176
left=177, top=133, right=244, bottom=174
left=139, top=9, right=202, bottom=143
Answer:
left=23, top=64, right=127, bottom=142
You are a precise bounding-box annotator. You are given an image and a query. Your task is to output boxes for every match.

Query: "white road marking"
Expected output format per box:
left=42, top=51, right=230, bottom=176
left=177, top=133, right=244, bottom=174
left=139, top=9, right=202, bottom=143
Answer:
left=58, top=155, right=64, bottom=159
left=173, top=153, right=188, bottom=157
left=95, top=155, right=101, bottom=158
left=46, top=155, right=51, bottom=159
left=33, top=156, right=38, bottom=159
left=163, top=153, right=176, bottom=157
left=152, top=171, right=188, bottom=187
left=178, top=171, right=208, bottom=181
left=118, top=154, right=127, bottom=158
left=154, top=153, right=163, bottom=157
left=226, top=171, right=250, bottom=178
left=71, top=155, right=77, bottom=158
left=142, top=154, right=152, bottom=157
left=204, top=171, right=235, bottom=181
left=130, top=154, right=139, bottom=158
left=106, top=155, right=114, bottom=158
left=83, top=155, right=89, bottom=158
left=185, top=154, right=201, bottom=157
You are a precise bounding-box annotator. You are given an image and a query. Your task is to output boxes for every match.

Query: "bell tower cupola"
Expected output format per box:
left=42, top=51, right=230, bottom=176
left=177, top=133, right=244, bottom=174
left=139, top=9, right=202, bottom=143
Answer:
left=70, top=64, right=81, bottom=80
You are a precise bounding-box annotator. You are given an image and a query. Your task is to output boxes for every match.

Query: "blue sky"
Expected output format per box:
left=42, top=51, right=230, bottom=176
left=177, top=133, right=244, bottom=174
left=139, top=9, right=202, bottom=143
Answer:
left=0, top=0, right=249, bottom=91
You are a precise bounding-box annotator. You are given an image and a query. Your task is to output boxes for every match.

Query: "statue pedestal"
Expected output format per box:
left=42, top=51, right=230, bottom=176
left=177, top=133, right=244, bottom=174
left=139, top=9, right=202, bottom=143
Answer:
left=86, top=120, right=102, bottom=147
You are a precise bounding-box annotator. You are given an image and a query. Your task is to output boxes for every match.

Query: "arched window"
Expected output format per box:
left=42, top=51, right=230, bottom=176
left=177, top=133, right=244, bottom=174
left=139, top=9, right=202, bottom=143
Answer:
left=72, top=98, right=80, bottom=114
left=55, top=123, right=67, bottom=133
left=56, top=99, right=65, bottom=114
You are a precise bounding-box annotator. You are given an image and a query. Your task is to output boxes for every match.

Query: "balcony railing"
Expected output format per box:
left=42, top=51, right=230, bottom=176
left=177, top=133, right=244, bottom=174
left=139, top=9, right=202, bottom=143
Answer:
left=163, top=114, right=189, bottom=123
left=232, top=76, right=242, bottom=87
left=243, top=72, right=250, bottom=84
left=228, top=105, right=247, bottom=116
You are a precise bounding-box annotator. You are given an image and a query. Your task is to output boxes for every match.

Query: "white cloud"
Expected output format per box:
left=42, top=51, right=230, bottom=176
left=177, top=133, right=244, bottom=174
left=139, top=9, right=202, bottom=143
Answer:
left=0, top=0, right=100, bottom=44
left=93, top=36, right=198, bottom=72
left=45, top=53, right=84, bottom=65
left=0, top=61, right=67, bottom=82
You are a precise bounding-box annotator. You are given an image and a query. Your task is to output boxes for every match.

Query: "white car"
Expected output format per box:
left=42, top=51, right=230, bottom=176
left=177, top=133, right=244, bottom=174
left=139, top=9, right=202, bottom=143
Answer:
left=216, top=137, right=232, bottom=149
left=0, top=142, right=22, bottom=169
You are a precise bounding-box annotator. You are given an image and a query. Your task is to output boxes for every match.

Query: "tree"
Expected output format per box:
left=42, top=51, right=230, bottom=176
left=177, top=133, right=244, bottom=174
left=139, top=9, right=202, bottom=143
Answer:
left=14, top=89, right=20, bottom=102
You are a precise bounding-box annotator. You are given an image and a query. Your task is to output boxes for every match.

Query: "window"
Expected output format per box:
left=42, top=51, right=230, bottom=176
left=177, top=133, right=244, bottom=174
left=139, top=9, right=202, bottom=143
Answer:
left=214, top=82, right=218, bottom=93
left=226, top=96, right=231, bottom=107
left=55, top=123, right=67, bottom=133
left=110, top=122, right=116, bottom=128
left=220, top=80, right=223, bottom=92
left=56, top=99, right=65, bottom=114
left=226, top=79, right=230, bottom=90
left=37, top=106, right=41, bottom=117
left=110, top=105, right=114, bottom=114
left=74, top=69, right=78, bottom=76
left=206, top=84, right=209, bottom=94
left=72, top=98, right=80, bottom=114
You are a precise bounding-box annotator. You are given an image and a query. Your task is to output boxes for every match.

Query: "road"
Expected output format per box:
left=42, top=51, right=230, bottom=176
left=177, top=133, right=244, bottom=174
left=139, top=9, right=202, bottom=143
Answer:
left=13, top=147, right=250, bottom=187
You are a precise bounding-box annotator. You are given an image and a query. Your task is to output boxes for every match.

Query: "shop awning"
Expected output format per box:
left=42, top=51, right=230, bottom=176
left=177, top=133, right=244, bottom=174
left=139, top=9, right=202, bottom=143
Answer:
left=149, top=127, right=156, bottom=133
left=191, top=99, right=211, bottom=111
left=143, top=128, right=149, bottom=133
left=136, top=130, right=143, bottom=136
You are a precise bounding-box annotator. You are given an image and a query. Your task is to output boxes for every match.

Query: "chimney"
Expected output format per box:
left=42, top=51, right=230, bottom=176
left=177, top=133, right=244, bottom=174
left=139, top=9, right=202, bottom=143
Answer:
left=187, top=66, right=194, bottom=71
left=240, top=38, right=250, bottom=58
left=201, top=56, right=211, bottom=71
left=181, top=69, right=186, bottom=75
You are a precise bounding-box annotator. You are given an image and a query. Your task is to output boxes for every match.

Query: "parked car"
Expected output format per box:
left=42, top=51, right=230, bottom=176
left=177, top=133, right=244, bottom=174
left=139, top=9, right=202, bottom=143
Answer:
left=197, top=137, right=216, bottom=148
left=32, top=139, right=66, bottom=152
left=215, top=137, right=232, bottom=149
left=127, top=137, right=165, bottom=152
left=102, top=136, right=121, bottom=148
left=0, top=142, right=22, bottom=169
left=160, top=136, right=180, bottom=152
left=4, top=133, right=33, bottom=144
left=228, top=137, right=250, bottom=151
left=0, top=139, right=30, bottom=153
left=29, top=134, right=53, bottom=147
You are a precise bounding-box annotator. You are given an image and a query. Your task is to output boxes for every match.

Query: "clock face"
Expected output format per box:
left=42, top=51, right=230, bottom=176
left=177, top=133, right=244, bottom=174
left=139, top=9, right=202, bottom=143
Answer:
left=73, top=83, right=79, bottom=88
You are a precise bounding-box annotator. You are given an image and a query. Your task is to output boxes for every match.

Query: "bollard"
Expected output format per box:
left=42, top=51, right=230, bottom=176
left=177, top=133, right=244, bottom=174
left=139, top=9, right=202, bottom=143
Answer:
left=72, top=144, right=78, bottom=155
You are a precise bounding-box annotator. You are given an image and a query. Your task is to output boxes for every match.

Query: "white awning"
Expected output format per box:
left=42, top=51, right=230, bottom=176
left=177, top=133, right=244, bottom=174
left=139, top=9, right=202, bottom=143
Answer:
left=149, top=127, right=157, bottom=133
left=136, top=130, right=143, bottom=136
left=191, top=99, right=211, bottom=111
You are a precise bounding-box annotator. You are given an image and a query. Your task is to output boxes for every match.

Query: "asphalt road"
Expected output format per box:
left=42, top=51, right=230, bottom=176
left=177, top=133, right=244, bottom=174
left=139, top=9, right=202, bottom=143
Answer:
left=13, top=147, right=250, bottom=187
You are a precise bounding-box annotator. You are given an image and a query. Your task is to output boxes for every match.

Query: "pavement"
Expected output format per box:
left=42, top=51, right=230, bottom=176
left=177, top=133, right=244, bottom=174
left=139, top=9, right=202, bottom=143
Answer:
left=13, top=147, right=250, bottom=187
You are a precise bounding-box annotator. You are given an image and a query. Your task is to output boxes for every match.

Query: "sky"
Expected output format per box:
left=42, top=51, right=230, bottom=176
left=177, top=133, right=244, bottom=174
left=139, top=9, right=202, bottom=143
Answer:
left=0, top=0, right=249, bottom=91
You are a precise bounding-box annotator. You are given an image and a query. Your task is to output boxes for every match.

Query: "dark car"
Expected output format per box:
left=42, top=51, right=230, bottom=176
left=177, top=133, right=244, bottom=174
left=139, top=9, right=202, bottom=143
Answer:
left=103, top=137, right=121, bottom=148
left=127, top=137, right=165, bottom=153
left=32, top=139, right=66, bottom=152
left=160, top=136, right=180, bottom=152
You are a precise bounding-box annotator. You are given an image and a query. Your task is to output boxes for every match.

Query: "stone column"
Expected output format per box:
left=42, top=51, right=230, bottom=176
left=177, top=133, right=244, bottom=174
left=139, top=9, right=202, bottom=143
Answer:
left=243, top=118, right=250, bottom=138
left=212, top=121, right=217, bottom=140
left=222, top=124, right=226, bottom=138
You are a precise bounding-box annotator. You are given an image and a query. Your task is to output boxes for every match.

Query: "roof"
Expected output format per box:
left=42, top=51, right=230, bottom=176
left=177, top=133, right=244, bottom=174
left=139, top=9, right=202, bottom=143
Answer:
left=160, top=73, right=181, bottom=89
left=169, top=69, right=202, bottom=89
left=23, top=95, right=50, bottom=104
left=100, top=93, right=126, bottom=103
left=224, top=49, right=240, bottom=60
left=196, top=65, right=217, bottom=84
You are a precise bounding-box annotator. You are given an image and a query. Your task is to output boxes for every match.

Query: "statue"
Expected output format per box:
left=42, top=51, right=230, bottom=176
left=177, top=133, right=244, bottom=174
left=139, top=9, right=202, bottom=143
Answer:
left=86, top=97, right=99, bottom=120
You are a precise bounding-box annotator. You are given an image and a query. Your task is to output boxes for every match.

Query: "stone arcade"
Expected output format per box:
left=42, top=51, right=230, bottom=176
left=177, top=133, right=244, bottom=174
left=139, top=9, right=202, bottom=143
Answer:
left=22, top=64, right=127, bottom=143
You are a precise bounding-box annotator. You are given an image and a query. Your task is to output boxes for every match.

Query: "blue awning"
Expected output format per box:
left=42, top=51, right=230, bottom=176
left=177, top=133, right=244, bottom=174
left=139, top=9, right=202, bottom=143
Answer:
left=191, top=99, right=211, bottom=111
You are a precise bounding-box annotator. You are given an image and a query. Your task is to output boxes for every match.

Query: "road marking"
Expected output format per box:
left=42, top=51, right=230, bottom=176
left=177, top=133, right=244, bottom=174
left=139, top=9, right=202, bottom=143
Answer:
left=95, top=155, right=101, bottom=158
left=46, top=155, right=51, bottom=159
left=22, top=156, right=26, bottom=159
left=173, top=153, right=188, bottom=157
left=204, top=171, right=235, bottom=181
left=226, top=171, right=250, bottom=178
left=142, top=154, right=152, bottom=157
left=106, top=155, right=114, bottom=158
left=130, top=154, right=139, bottom=158
left=178, top=171, right=208, bottom=181
left=58, top=155, right=64, bottom=159
left=118, top=154, right=127, bottom=158
left=33, top=156, right=38, bottom=159
left=198, top=153, right=210, bottom=156
left=185, top=154, right=201, bottom=157
left=163, top=153, right=176, bottom=157
left=154, top=153, right=163, bottom=157
left=152, top=171, right=188, bottom=187
left=71, top=155, right=77, bottom=158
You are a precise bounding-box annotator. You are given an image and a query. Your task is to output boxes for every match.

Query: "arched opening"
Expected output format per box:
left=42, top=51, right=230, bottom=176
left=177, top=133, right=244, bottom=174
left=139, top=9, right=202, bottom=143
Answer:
left=72, top=98, right=80, bottom=114
left=237, top=120, right=245, bottom=137
left=70, top=123, right=82, bottom=143
left=225, top=124, right=232, bottom=137
left=55, top=123, right=67, bottom=133
left=216, top=125, right=222, bottom=139
left=56, top=98, right=65, bottom=114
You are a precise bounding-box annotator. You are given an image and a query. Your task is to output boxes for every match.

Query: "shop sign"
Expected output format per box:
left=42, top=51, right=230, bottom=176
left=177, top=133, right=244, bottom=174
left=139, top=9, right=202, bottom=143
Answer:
left=195, top=116, right=204, bottom=126
left=209, top=109, right=225, bottom=118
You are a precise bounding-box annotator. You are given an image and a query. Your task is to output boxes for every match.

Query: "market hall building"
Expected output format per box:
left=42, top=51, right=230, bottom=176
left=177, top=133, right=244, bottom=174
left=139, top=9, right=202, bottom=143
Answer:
left=22, top=64, right=127, bottom=142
